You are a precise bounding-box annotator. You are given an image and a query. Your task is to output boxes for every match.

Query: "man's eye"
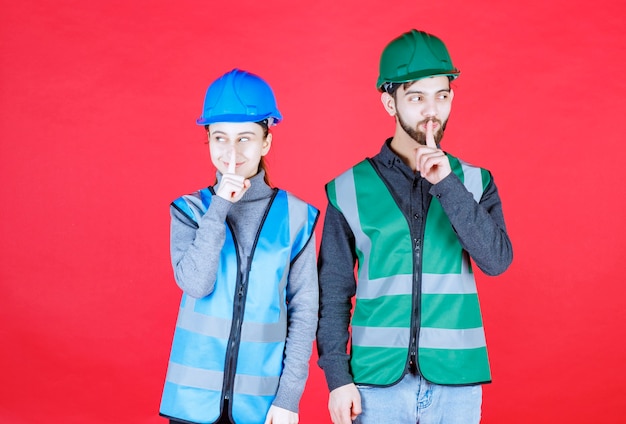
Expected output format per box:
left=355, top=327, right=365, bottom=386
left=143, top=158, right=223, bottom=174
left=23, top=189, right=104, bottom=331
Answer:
left=409, top=96, right=422, bottom=102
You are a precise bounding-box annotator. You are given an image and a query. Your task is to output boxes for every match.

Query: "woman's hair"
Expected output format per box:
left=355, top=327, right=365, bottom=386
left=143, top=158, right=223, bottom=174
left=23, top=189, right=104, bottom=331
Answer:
left=255, top=120, right=271, bottom=186
left=205, top=120, right=272, bottom=186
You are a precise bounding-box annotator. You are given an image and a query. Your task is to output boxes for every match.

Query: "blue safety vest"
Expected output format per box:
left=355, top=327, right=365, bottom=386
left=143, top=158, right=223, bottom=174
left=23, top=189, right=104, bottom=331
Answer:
left=160, top=187, right=318, bottom=424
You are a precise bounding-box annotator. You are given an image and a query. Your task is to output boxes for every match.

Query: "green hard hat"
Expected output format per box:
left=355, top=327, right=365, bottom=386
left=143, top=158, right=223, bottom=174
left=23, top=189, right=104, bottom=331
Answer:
left=376, top=29, right=460, bottom=91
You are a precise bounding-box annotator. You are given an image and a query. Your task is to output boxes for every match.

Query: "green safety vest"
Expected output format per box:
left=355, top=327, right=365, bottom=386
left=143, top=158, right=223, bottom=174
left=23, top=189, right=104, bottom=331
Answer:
left=327, top=154, right=492, bottom=386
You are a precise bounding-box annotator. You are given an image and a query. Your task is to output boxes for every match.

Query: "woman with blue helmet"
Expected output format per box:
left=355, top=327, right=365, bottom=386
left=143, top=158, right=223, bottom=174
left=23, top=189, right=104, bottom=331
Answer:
left=160, top=69, right=319, bottom=424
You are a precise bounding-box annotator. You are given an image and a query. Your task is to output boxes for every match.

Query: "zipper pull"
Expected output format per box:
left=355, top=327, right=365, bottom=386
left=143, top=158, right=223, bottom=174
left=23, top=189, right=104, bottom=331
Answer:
left=414, top=238, right=421, bottom=251
left=409, top=335, right=417, bottom=372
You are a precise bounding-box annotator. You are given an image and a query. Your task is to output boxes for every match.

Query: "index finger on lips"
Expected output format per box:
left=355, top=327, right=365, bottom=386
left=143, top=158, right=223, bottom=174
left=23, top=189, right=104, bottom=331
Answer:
left=228, top=148, right=236, bottom=174
left=425, top=120, right=437, bottom=149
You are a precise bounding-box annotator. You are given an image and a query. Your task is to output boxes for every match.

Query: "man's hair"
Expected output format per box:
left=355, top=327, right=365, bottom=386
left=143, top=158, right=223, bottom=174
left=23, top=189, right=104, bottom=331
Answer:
left=384, top=76, right=454, bottom=100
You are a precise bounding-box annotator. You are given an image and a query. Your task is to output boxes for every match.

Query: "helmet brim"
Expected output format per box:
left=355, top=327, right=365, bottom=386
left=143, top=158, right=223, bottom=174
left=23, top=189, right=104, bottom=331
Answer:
left=196, top=112, right=282, bottom=126
left=377, top=69, right=460, bottom=91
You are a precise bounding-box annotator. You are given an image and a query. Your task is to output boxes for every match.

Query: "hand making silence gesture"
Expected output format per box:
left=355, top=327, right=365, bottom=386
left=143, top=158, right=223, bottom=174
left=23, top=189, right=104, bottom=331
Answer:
left=415, top=119, right=452, bottom=184
left=216, top=148, right=251, bottom=202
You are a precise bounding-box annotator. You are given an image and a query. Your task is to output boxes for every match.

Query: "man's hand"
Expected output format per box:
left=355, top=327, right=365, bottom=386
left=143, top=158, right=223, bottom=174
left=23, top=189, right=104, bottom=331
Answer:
left=216, top=149, right=251, bottom=202
left=328, top=383, right=362, bottom=424
left=264, top=405, right=298, bottom=424
left=415, top=120, right=452, bottom=185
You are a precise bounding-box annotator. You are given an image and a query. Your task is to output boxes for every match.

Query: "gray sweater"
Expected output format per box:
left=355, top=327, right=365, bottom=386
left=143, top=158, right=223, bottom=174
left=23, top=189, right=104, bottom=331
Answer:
left=316, top=140, right=513, bottom=391
left=170, top=170, right=319, bottom=413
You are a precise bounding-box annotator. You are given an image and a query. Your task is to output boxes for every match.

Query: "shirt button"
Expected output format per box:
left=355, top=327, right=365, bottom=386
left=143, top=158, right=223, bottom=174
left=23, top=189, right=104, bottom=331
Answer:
left=414, top=213, right=420, bottom=220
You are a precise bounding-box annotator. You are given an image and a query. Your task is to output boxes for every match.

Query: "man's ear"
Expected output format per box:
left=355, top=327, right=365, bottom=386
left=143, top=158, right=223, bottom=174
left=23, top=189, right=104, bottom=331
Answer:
left=381, top=92, right=396, bottom=117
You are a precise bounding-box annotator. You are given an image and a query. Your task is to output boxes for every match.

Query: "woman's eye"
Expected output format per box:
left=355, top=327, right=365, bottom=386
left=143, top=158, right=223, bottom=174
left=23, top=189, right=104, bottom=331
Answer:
left=239, top=137, right=249, bottom=143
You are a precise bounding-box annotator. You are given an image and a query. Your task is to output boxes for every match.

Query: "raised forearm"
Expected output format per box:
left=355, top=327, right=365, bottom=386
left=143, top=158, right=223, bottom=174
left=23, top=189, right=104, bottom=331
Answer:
left=430, top=173, right=513, bottom=275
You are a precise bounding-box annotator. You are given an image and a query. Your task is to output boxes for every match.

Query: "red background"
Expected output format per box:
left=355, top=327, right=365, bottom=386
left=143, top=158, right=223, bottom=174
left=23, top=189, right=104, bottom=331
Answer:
left=1, top=0, right=625, bottom=422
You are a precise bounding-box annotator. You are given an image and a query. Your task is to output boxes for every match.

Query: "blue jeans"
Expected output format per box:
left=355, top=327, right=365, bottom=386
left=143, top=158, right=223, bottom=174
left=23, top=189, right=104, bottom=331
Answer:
left=354, top=373, right=482, bottom=424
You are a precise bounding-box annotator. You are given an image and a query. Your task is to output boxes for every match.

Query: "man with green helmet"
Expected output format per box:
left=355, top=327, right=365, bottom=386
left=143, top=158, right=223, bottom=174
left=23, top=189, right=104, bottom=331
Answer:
left=316, top=29, right=513, bottom=423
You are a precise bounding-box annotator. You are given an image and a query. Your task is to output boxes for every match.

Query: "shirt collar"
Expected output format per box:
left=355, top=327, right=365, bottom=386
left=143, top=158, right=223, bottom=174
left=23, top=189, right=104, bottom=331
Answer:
left=379, top=138, right=413, bottom=171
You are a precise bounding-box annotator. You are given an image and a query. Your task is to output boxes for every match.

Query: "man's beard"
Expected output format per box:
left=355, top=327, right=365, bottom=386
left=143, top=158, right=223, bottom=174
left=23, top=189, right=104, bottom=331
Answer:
left=397, top=113, right=447, bottom=145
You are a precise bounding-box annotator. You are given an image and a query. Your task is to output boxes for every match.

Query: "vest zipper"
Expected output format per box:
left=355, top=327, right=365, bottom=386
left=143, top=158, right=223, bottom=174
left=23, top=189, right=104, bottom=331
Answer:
left=223, top=255, right=252, bottom=406
left=408, top=176, right=428, bottom=375
left=220, top=190, right=278, bottom=419
left=220, top=217, right=245, bottom=418
left=367, top=160, right=425, bottom=379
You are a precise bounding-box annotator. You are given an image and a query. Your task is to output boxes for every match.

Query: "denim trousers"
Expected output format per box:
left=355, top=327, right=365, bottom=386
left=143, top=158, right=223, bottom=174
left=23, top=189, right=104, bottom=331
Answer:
left=354, top=372, right=482, bottom=424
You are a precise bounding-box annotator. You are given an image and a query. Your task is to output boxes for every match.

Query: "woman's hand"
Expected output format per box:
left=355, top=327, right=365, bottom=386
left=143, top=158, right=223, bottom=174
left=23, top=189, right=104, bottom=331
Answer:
left=216, top=149, right=251, bottom=202
left=264, top=405, right=299, bottom=424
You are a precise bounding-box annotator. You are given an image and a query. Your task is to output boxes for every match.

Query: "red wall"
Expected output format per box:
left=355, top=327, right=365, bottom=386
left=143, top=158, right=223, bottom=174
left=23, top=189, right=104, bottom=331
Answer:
left=1, top=0, right=625, bottom=422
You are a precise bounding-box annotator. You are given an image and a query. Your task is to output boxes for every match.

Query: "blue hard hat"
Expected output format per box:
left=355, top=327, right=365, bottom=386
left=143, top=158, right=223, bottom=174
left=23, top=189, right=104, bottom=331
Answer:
left=196, top=69, right=283, bottom=126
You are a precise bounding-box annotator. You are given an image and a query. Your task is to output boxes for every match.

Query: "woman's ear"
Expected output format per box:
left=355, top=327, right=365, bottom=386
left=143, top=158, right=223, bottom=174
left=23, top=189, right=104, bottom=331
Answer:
left=261, top=132, right=272, bottom=156
left=381, top=92, right=396, bottom=117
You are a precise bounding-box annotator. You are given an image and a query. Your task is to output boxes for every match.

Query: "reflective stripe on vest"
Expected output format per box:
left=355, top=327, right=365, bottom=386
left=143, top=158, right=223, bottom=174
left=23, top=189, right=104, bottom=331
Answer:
left=160, top=188, right=318, bottom=424
left=327, top=154, right=492, bottom=386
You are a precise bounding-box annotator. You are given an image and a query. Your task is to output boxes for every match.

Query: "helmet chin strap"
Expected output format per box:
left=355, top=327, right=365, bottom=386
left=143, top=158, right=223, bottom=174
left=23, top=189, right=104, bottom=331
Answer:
left=382, top=82, right=400, bottom=94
